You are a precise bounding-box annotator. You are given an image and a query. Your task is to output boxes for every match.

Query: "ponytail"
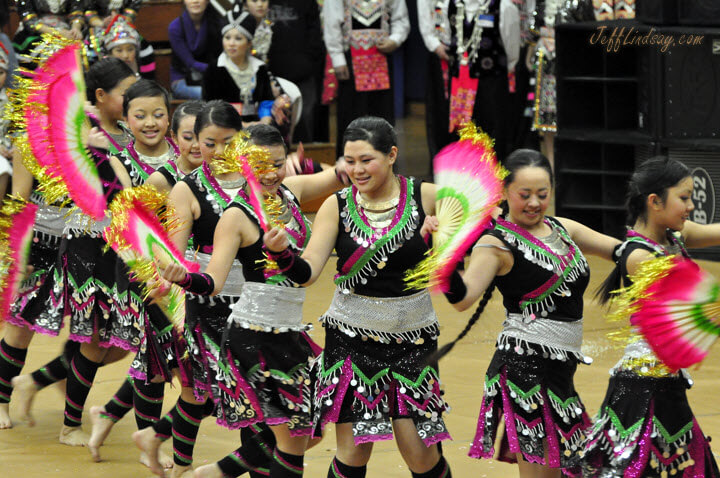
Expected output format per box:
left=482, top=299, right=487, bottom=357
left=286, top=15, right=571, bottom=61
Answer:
left=594, top=242, right=625, bottom=305
left=428, top=283, right=496, bottom=364
left=595, top=264, right=622, bottom=305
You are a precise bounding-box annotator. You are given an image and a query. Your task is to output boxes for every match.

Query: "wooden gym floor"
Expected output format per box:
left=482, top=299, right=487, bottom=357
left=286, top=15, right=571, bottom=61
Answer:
left=2, top=106, right=720, bottom=477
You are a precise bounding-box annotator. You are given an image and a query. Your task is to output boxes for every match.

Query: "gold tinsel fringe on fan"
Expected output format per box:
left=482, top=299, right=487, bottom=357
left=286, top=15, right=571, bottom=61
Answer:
left=605, top=254, right=679, bottom=347
left=105, top=185, right=186, bottom=329
left=403, top=122, right=507, bottom=291
left=104, top=184, right=179, bottom=252
left=457, top=123, right=510, bottom=181
left=403, top=249, right=440, bottom=292
left=0, top=197, right=32, bottom=315
left=211, top=131, right=273, bottom=176
left=214, top=132, right=285, bottom=273
left=13, top=136, right=71, bottom=206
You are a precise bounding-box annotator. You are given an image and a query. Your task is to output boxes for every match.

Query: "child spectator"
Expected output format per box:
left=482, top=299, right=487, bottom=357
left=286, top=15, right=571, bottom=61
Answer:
left=103, top=15, right=156, bottom=80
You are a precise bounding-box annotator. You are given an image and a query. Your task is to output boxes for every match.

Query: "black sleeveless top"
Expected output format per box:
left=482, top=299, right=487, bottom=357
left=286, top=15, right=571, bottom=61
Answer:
left=334, top=176, right=426, bottom=298
left=231, top=185, right=309, bottom=285
left=182, top=165, right=236, bottom=254
left=157, top=160, right=184, bottom=187
left=618, top=230, right=690, bottom=289
left=485, top=216, right=589, bottom=322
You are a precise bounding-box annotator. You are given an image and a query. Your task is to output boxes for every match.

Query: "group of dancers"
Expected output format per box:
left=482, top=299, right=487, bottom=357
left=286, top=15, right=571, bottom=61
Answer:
left=1, top=37, right=720, bottom=478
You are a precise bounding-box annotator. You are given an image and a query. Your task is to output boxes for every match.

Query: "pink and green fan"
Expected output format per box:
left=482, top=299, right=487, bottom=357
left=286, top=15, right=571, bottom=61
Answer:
left=405, top=123, right=507, bottom=292
left=615, top=255, right=720, bottom=371
left=0, top=200, right=39, bottom=324
left=27, top=44, right=106, bottom=221
left=105, top=186, right=199, bottom=329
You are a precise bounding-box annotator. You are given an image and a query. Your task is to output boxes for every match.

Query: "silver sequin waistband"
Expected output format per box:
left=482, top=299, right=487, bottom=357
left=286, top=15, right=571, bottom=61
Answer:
left=228, top=281, right=309, bottom=332
left=34, top=204, right=71, bottom=237
left=190, top=251, right=244, bottom=297
left=498, top=313, right=591, bottom=363
left=63, top=211, right=111, bottom=236
left=321, top=289, right=439, bottom=337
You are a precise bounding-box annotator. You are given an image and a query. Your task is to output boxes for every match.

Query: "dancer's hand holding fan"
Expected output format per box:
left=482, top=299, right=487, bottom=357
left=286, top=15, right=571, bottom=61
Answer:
left=0, top=199, right=38, bottom=324
left=610, top=254, right=720, bottom=371
left=405, top=123, right=507, bottom=293
left=103, top=185, right=200, bottom=330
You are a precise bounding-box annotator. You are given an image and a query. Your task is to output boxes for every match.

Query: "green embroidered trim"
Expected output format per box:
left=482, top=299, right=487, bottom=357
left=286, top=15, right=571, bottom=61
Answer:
left=392, top=366, right=439, bottom=387
left=603, top=406, right=645, bottom=440
left=318, top=359, right=345, bottom=378
left=351, top=363, right=390, bottom=386
left=652, top=415, right=694, bottom=444
left=198, top=168, right=230, bottom=209
left=546, top=389, right=581, bottom=409
left=496, top=219, right=585, bottom=311
left=334, top=177, right=416, bottom=287
left=506, top=379, right=541, bottom=400
left=485, top=373, right=501, bottom=389
left=123, top=149, right=151, bottom=183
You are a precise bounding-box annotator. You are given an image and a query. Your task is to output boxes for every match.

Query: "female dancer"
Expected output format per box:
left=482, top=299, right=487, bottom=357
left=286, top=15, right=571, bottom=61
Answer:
left=87, top=100, right=204, bottom=467
left=256, top=116, right=452, bottom=478
left=131, top=100, right=249, bottom=477
left=584, top=156, right=720, bottom=477
left=426, top=149, right=619, bottom=477
left=88, top=56, right=137, bottom=152
left=147, top=100, right=206, bottom=193
left=117, top=79, right=179, bottom=188
left=0, top=151, right=69, bottom=429
left=161, top=122, right=345, bottom=478
left=10, top=124, right=133, bottom=446
left=2, top=56, right=135, bottom=430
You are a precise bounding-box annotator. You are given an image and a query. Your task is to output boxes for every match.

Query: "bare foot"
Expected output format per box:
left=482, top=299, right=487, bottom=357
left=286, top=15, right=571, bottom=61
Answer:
left=0, top=403, right=12, bottom=429
left=140, top=450, right=173, bottom=470
left=194, top=464, right=224, bottom=478
left=88, top=406, right=115, bottom=461
left=133, top=427, right=165, bottom=477
left=170, top=464, right=193, bottom=478
left=59, top=425, right=90, bottom=446
left=10, top=374, right=37, bottom=426
left=159, top=451, right=174, bottom=469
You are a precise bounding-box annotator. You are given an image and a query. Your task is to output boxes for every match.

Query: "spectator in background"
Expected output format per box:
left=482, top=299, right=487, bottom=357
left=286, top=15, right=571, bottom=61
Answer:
left=85, top=0, right=142, bottom=27
left=323, top=0, right=410, bottom=158
left=266, top=0, right=324, bottom=143
left=103, top=15, right=156, bottom=80
left=13, top=0, right=85, bottom=66
left=169, top=0, right=225, bottom=99
left=0, top=0, right=18, bottom=88
left=418, top=0, right=515, bottom=163
left=202, top=11, right=292, bottom=133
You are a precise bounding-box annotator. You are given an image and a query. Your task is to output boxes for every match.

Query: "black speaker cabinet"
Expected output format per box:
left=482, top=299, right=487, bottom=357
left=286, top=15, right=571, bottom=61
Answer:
left=636, top=0, right=678, bottom=24
left=663, top=28, right=720, bottom=139
left=668, top=148, right=720, bottom=260
left=678, top=0, right=720, bottom=26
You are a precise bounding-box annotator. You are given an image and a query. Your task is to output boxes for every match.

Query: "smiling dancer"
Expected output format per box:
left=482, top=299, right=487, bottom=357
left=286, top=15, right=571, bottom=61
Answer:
left=584, top=156, right=720, bottom=478
left=427, top=149, right=619, bottom=478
